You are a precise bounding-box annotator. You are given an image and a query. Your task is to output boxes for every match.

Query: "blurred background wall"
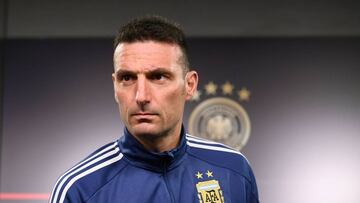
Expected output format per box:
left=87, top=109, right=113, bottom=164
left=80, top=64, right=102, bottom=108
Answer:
left=4, top=0, right=360, bottom=37
left=1, top=1, right=360, bottom=203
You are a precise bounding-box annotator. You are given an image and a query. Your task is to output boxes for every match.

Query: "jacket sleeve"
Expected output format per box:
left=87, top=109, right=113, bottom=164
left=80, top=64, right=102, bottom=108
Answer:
left=247, top=166, right=260, bottom=203
left=49, top=181, right=84, bottom=203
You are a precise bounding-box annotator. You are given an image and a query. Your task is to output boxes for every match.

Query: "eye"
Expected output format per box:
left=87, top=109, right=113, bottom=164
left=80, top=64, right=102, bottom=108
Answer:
left=117, top=74, right=134, bottom=81
left=116, top=72, right=137, bottom=85
left=149, top=71, right=171, bottom=82
left=152, top=73, right=165, bottom=80
left=122, top=74, right=132, bottom=81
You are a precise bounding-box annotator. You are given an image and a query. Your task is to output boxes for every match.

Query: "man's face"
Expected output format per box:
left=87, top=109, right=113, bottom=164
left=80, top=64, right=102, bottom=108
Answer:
left=112, top=41, right=197, bottom=139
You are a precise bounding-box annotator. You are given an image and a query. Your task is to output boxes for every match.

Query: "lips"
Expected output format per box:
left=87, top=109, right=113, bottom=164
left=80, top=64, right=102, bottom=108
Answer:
left=132, top=112, right=157, bottom=116
left=131, top=112, right=158, bottom=120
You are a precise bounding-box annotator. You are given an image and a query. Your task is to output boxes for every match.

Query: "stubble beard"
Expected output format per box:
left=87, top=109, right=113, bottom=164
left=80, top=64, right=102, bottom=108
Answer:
left=135, top=120, right=180, bottom=143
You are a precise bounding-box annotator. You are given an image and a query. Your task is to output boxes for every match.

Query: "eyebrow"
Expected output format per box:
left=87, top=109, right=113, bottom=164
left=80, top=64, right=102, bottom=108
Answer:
left=115, top=69, right=135, bottom=76
left=147, top=68, right=173, bottom=77
left=115, top=67, right=173, bottom=78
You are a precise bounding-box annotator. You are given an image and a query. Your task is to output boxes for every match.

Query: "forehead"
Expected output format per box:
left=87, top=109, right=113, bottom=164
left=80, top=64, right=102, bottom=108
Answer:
left=113, top=41, right=182, bottom=72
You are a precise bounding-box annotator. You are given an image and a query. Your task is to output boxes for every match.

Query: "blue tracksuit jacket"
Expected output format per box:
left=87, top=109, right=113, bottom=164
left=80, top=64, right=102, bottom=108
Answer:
left=49, top=127, right=259, bottom=203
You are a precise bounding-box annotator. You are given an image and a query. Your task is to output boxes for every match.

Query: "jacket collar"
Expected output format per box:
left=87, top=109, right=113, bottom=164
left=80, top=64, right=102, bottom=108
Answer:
left=118, top=126, right=187, bottom=172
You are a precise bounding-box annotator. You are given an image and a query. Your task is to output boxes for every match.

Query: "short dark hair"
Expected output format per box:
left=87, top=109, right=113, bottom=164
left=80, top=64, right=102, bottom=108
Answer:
left=114, top=15, right=190, bottom=73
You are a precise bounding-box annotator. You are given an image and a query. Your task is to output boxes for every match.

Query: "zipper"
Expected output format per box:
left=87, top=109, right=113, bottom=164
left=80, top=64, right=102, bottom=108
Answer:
left=162, top=158, right=175, bottom=203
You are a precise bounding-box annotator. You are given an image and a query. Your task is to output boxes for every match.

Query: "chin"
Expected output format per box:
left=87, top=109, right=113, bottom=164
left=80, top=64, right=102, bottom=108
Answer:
left=130, top=123, right=161, bottom=137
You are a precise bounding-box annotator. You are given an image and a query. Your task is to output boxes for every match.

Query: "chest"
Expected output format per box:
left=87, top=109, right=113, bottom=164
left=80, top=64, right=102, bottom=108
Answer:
left=86, top=163, right=247, bottom=203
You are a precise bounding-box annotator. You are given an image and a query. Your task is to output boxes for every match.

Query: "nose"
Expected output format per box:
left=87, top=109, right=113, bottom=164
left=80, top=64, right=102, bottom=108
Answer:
left=135, top=76, right=151, bottom=106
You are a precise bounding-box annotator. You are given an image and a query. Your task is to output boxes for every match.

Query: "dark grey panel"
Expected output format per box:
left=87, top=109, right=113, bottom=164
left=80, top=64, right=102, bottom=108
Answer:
left=0, top=0, right=5, bottom=39
left=7, top=0, right=360, bottom=37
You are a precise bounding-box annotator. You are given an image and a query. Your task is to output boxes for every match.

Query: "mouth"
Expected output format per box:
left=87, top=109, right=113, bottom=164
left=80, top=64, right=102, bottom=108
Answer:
left=132, top=112, right=157, bottom=116
left=131, top=112, right=158, bottom=121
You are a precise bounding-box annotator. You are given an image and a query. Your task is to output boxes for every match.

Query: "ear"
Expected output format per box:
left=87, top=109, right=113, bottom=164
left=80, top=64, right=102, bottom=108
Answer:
left=112, top=73, right=119, bottom=103
left=185, top=70, right=199, bottom=101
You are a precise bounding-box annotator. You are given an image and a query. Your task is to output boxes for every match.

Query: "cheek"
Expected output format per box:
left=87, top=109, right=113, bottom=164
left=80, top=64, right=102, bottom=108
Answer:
left=115, top=92, right=131, bottom=117
left=161, top=87, right=186, bottom=115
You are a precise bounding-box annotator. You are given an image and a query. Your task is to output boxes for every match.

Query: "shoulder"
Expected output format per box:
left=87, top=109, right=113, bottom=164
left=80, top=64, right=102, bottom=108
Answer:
left=186, top=134, right=253, bottom=179
left=49, top=141, right=126, bottom=203
left=186, top=134, right=259, bottom=202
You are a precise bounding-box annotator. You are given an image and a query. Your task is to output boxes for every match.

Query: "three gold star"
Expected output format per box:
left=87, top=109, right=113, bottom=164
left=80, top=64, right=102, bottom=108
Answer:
left=199, top=82, right=251, bottom=102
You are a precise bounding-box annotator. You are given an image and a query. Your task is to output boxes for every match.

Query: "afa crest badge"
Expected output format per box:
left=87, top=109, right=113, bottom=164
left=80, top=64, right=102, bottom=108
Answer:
left=195, top=170, right=224, bottom=203
left=196, top=180, right=224, bottom=203
left=188, top=81, right=251, bottom=150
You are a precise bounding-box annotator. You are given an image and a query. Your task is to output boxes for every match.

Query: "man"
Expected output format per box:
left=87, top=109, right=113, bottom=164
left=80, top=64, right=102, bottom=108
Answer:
left=49, top=16, right=259, bottom=203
